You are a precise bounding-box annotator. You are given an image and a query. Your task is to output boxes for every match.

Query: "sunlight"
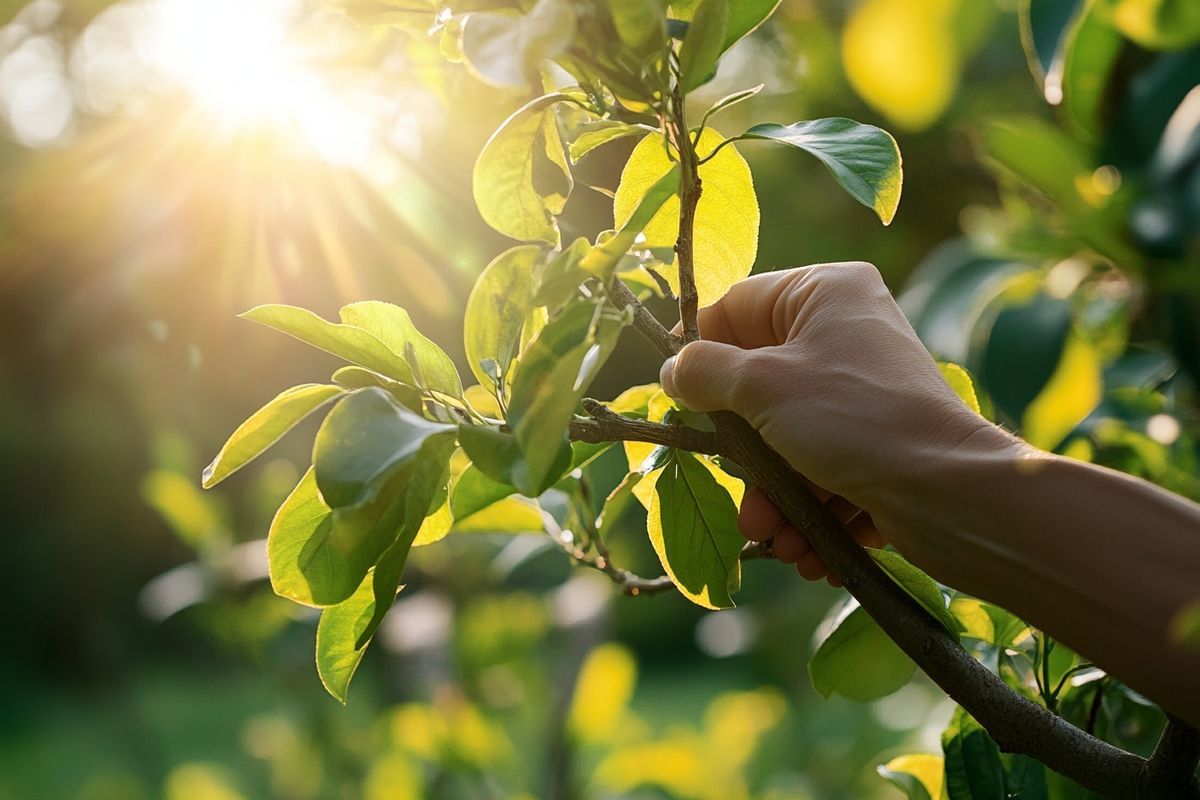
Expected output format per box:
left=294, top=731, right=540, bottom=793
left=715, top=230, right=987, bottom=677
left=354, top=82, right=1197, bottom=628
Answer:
left=142, top=0, right=373, bottom=165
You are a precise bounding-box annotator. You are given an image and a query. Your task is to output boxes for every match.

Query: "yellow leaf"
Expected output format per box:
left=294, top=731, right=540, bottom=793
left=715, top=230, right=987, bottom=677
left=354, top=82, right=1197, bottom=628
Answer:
left=937, top=361, right=981, bottom=414
left=614, top=129, right=759, bottom=307
left=568, top=643, right=638, bottom=744
left=1022, top=334, right=1103, bottom=450
left=879, top=753, right=946, bottom=800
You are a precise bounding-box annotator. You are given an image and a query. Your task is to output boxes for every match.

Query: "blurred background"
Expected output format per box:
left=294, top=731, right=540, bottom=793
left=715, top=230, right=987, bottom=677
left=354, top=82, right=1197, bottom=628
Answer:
left=0, top=0, right=1195, bottom=797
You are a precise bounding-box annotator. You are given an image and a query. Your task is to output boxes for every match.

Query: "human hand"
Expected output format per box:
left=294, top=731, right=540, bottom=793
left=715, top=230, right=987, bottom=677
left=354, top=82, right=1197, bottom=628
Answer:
left=660, top=262, right=1001, bottom=582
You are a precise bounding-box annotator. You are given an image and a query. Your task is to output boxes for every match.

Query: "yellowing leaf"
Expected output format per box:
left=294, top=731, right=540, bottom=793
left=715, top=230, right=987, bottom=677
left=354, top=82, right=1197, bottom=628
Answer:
left=614, top=130, right=759, bottom=307
left=937, top=362, right=981, bottom=414
left=1022, top=333, right=1102, bottom=450
left=877, top=753, right=945, bottom=800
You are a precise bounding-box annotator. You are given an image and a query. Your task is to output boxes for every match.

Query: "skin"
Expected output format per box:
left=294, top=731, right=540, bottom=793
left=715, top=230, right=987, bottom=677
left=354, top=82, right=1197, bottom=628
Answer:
left=660, top=262, right=1200, bottom=728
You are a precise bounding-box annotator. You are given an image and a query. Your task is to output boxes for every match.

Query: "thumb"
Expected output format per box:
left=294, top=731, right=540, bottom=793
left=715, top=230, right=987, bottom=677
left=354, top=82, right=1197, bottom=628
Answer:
left=660, top=340, right=756, bottom=414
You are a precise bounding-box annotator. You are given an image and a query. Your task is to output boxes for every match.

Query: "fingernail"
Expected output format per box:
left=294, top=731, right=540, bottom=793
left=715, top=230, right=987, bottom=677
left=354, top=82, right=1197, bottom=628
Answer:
left=659, top=356, right=677, bottom=397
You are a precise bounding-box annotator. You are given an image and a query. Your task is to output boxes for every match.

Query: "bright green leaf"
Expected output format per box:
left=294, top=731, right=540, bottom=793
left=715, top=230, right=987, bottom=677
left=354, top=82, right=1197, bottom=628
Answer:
left=698, top=84, right=764, bottom=129
left=942, top=708, right=1006, bottom=800
left=738, top=118, right=903, bottom=225
left=240, top=304, right=413, bottom=383
left=568, top=119, right=647, bottom=162
left=609, top=0, right=668, bottom=56
left=474, top=94, right=573, bottom=246
left=647, top=450, right=743, bottom=609
left=313, top=388, right=454, bottom=509
left=678, top=0, right=729, bottom=92
left=809, top=600, right=916, bottom=701
left=507, top=300, right=625, bottom=494
left=454, top=496, right=544, bottom=533
left=339, top=301, right=461, bottom=396
left=720, top=0, right=780, bottom=52
left=451, top=463, right=518, bottom=520
left=202, top=384, right=343, bottom=488
left=868, top=548, right=961, bottom=635
left=460, top=0, right=576, bottom=87
left=267, top=467, right=336, bottom=607
left=316, top=574, right=379, bottom=703
left=465, top=245, right=541, bottom=388
left=614, top=129, right=758, bottom=307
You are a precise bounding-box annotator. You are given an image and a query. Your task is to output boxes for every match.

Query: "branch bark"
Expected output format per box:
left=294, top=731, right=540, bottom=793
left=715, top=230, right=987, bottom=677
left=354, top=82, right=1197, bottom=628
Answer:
left=609, top=278, right=1200, bottom=799
left=669, top=82, right=702, bottom=344
left=1146, top=717, right=1200, bottom=797
left=567, top=398, right=718, bottom=454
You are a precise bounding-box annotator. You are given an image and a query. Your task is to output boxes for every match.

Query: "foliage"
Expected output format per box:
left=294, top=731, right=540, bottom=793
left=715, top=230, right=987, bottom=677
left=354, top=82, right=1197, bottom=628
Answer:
left=192, top=0, right=1200, bottom=796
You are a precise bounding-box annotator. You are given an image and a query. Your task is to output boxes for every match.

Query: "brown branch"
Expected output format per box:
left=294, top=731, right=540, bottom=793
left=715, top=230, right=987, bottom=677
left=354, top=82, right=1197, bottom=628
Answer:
left=1146, top=717, right=1200, bottom=797
left=567, top=398, right=719, bottom=454
left=669, top=82, right=702, bottom=344
left=613, top=279, right=1200, bottom=799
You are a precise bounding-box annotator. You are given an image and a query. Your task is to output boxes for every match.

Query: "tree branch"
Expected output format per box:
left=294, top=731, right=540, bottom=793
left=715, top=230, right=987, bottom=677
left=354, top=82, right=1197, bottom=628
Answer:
left=1146, top=717, right=1200, bottom=797
left=669, top=81, right=702, bottom=344
left=567, top=398, right=720, bottom=454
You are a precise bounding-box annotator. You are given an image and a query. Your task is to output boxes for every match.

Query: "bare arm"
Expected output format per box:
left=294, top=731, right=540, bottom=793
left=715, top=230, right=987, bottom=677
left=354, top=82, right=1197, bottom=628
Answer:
left=660, top=262, right=1200, bottom=727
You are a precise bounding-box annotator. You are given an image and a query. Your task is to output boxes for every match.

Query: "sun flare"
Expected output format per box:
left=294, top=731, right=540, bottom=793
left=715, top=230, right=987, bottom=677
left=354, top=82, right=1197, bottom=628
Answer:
left=142, top=0, right=373, bottom=165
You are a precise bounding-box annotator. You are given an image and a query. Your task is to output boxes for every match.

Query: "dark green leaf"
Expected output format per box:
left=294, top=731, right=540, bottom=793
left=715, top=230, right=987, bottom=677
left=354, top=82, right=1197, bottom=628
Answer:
left=473, top=93, right=573, bottom=245
left=313, top=387, right=454, bottom=510
left=316, top=574, right=378, bottom=703
left=355, top=434, right=456, bottom=649
left=240, top=304, right=413, bottom=383
left=647, top=450, right=743, bottom=609
left=339, top=301, right=462, bottom=397
left=457, top=422, right=574, bottom=497
left=202, top=384, right=343, bottom=488
left=738, top=118, right=903, bottom=224
left=678, top=0, right=728, bottom=92
left=465, top=245, right=540, bottom=388
left=809, top=601, right=916, bottom=700
left=942, top=708, right=1007, bottom=800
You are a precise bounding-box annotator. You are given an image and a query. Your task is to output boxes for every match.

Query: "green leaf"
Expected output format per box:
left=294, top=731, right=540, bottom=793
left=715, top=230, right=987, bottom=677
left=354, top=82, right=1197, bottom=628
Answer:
left=868, top=548, right=961, bottom=635
left=609, top=0, right=668, bottom=56
left=1097, top=0, right=1200, bottom=50
left=738, top=118, right=903, bottom=225
left=460, top=0, right=576, bottom=87
left=535, top=237, right=592, bottom=310
left=1060, top=3, right=1123, bottom=142
left=614, top=129, right=758, bottom=306
left=267, top=467, right=336, bottom=606
left=355, top=434, right=455, bottom=649
left=568, top=119, right=647, bottom=162
left=720, top=0, right=780, bottom=52
left=202, top=384, right=343, bottom=488
left=809, top=600, right=915, bottom=701
left=698, top=84, right=764, bottom=128
left=507, top=300, right=625, bottom=494
left=465, top=246, right=540, bottom=388
left=330, top=366, right=424, bottom=409
left=457, top=422, right=574, bottom=497
left=339, top=302, right=462, bottom=397
left=316, top=573, right=378, bottom=703
left=678, top=0, right=729, bottom=92
left=453, top=496, right=544, bottom=533
left=241, top=304, right=413, bottom=383
left=949, top=596, right=1028, bottom=648
left=942, top=708, right=1006, bottom=800
left=313, top=388, right=454, bottom=510
left=647, top=450, right=743, bottom=609
left=877, top=753, right=944, bottom=800
left=451, top=463, right=518, bottom=520
left=579, top=164, right=680, bottom=282
left=474, top=93, right=573, bottom=246
left=938, top=362, right=982, bottom=415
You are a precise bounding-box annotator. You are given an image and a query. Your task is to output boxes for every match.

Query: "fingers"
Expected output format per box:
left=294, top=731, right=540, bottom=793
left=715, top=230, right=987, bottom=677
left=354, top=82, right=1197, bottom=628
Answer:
left=694, top=269, right=799, bottom=348
left=738, top=487, right=784, bottom=542
left=660, top=339, right=764, bottom=414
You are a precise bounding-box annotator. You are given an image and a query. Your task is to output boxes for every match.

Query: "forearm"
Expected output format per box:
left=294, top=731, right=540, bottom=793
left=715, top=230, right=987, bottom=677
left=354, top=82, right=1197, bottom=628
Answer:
left=875, top=423, right=1200, bottom=727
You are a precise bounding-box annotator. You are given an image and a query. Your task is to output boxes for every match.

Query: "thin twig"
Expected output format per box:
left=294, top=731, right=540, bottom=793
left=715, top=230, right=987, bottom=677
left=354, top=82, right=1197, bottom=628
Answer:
left=567, top=398, right=721, bottom=454
left=669, top=81, right=702, bottom=344
left=608, top=279, right=682, bottom=357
